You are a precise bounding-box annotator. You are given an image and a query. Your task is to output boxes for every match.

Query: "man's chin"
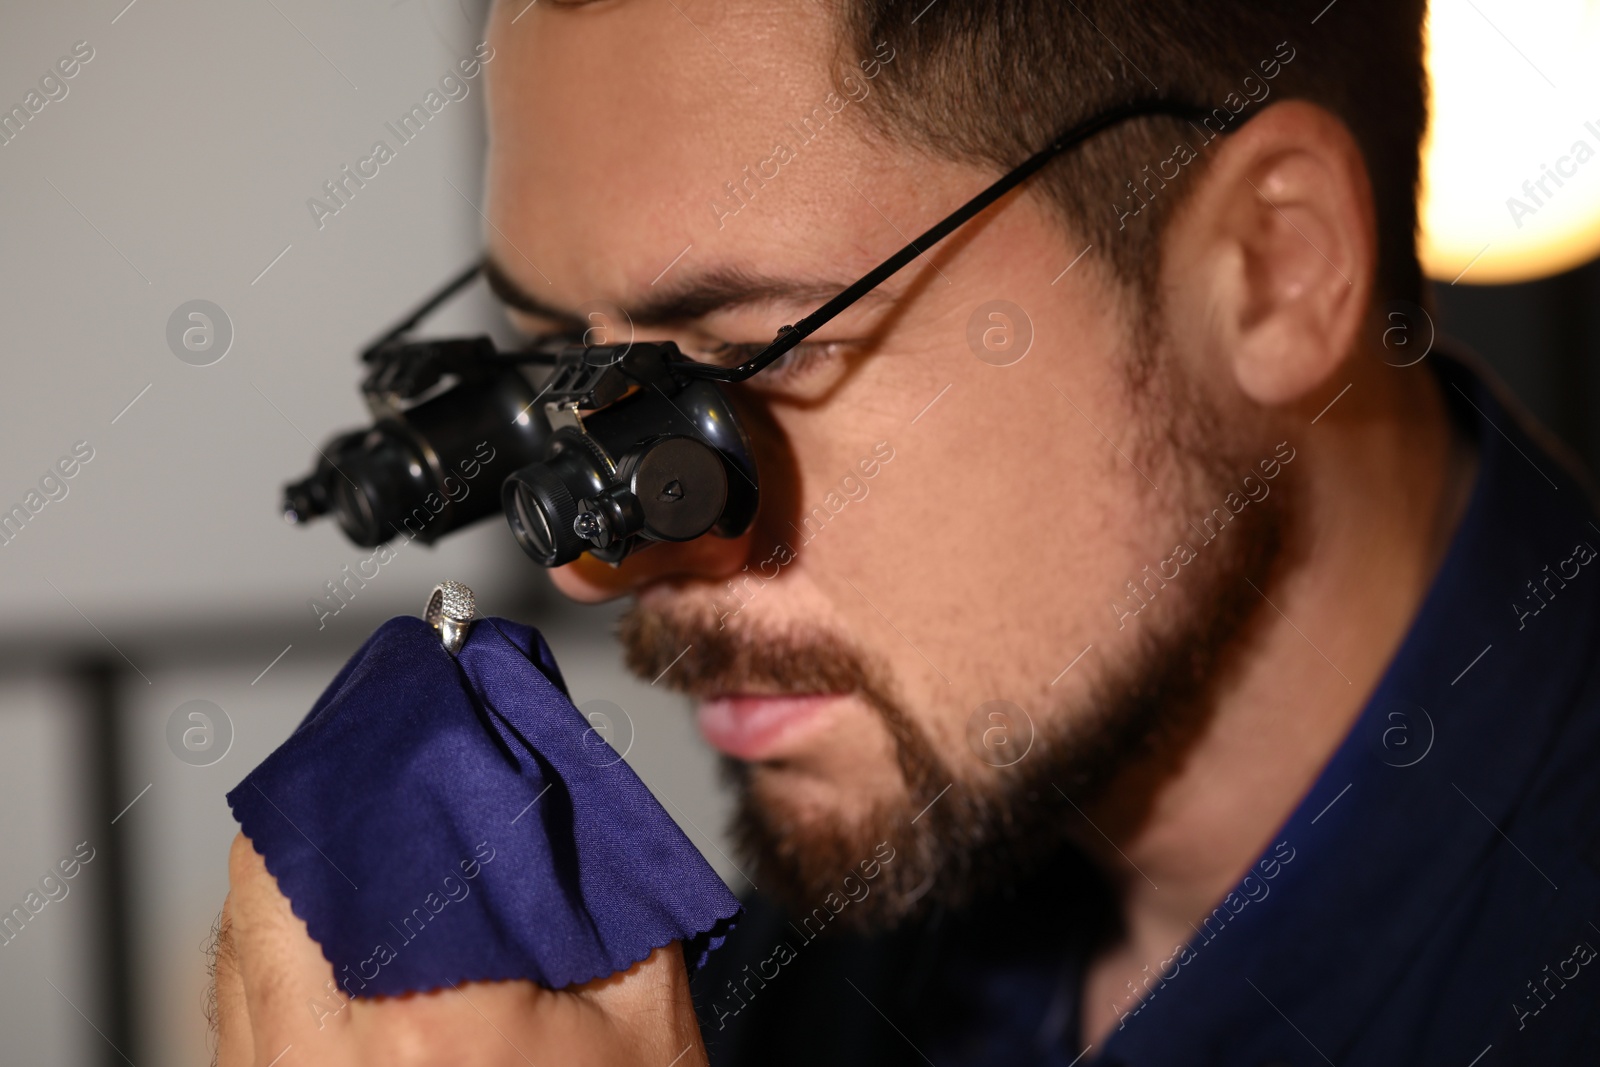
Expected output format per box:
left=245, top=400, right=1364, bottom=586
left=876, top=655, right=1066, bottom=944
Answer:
left=737, top=759, right=908, bottom=830
left=726, top=760, right=936, bottom=931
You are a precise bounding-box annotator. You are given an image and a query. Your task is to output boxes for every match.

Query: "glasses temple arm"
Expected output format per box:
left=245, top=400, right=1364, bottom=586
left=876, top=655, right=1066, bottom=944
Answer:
left=360, top=259, right=485, bottom=362
left=683, top=99, right=1205, bottom=383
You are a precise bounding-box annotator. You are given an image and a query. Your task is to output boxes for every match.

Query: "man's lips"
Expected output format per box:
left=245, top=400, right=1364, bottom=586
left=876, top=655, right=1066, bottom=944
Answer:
left=695, top=693, right=840, bottom=760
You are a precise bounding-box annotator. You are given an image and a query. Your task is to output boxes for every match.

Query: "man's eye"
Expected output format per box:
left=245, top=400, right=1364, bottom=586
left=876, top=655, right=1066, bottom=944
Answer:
left=698, top=340, right=836, bottom=385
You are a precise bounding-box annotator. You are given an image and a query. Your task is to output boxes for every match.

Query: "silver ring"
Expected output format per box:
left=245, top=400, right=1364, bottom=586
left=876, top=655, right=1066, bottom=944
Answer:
left=424, top=580, right=476, bottom=654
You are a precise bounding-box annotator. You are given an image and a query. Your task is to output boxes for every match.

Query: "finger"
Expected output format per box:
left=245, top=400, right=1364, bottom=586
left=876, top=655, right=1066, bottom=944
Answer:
left=571, top=943, right=707, bottom=1066
left=226, top=832, right=347, bottom=1062
left=335, top=947, right=705, bottom=1067
left=346, top=979, right=549, bottom=1065
left=211, top=895, right=255, bottom=1067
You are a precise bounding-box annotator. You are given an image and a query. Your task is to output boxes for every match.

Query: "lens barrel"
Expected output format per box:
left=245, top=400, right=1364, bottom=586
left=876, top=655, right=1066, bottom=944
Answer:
left=282, top=352, right=549, bottom=548
left=502, top=432, right=609, bottom=566
left=502, top=344, right=757, bottom=567
left=282, top=429, right=365, bottom=527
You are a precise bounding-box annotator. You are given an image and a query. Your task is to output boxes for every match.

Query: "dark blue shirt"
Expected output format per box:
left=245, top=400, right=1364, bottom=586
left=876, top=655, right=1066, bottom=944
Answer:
left=691, top=353, right=1600, bottom=1066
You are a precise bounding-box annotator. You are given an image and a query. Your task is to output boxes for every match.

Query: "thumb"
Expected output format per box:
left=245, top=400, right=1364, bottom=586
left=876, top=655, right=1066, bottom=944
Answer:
left=225, top=832, right=349, bottom=1064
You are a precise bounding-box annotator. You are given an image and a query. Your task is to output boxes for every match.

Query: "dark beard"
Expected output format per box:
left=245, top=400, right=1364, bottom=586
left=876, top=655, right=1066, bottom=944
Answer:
left=620, top=394, right=1291, bottom=934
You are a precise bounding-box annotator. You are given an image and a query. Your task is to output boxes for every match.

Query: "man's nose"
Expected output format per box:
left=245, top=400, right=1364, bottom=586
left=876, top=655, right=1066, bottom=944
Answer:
left=547, top=527, right=756, bottom=603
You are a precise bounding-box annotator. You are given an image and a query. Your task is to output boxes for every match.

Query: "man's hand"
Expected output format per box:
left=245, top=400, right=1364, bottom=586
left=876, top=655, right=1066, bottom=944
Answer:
left=213, top=833, right=708, bottom=1066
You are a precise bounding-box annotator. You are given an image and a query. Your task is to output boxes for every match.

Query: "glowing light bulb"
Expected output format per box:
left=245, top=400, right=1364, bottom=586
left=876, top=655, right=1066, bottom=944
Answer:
left=1419, top=0, right=1600, bottom=284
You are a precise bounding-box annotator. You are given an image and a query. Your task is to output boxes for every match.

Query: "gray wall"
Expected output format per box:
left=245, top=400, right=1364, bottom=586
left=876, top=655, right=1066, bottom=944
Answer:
left=0, top=3, right=730, bottom=1064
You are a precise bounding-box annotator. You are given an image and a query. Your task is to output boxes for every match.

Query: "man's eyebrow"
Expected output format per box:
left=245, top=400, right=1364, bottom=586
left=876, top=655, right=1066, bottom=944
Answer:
left=482, top=256, right=884, bottom=331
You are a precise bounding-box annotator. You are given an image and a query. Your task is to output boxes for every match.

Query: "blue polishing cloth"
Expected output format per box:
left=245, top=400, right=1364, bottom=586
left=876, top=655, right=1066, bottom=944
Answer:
left=226, top=614, right=740, bottom=998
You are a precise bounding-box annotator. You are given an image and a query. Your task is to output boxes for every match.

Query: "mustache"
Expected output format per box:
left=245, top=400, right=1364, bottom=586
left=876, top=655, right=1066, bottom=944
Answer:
left=618, top=604, right=882, bottom=699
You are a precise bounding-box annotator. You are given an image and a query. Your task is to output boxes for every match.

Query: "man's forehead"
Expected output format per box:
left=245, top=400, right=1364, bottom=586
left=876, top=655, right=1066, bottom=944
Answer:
left=482, top=255, right=888, bottom=329
left=484, top=0, right=966, bottom=333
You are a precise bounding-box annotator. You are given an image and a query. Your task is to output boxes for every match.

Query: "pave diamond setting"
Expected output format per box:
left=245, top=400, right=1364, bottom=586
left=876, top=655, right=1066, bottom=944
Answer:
left=424, top=580, right=476, bottom=653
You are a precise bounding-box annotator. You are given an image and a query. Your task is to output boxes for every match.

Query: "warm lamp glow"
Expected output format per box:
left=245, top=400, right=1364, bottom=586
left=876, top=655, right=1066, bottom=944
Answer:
left=1419, top=0, right=1600, bottom=284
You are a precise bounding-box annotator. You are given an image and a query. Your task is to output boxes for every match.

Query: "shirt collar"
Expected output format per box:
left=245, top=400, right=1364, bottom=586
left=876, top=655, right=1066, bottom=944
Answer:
left=1100, top=352, right=1600, bottom=1067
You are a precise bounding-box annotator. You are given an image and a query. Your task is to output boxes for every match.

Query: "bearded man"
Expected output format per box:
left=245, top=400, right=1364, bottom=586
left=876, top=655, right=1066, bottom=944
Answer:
left=213, top=1, right=1600, bottom=1064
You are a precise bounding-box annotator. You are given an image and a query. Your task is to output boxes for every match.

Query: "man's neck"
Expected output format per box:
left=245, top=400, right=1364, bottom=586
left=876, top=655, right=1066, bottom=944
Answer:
left=1077, top=353, right=1480, bottom=1046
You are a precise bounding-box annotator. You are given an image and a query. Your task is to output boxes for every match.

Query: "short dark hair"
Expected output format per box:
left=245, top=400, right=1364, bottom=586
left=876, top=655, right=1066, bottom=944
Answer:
left=841, top=0, right=1428, bottom=305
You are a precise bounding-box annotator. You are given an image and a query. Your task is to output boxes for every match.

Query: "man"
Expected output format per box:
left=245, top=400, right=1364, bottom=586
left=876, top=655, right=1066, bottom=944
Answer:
left=214, top=0, right=1600, bottom=1063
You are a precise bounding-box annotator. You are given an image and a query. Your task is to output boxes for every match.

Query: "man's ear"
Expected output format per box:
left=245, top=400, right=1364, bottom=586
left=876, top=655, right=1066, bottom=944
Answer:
left=1163, top=100, right=1377, bottom=407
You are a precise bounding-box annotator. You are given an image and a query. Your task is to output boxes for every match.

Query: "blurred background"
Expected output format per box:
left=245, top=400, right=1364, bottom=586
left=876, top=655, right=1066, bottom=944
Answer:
left=0, top=1, right=1596, bottom=1064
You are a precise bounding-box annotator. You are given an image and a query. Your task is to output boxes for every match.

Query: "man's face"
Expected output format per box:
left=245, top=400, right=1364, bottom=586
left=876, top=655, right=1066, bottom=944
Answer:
left=484, top=0, right=1285, bottom=920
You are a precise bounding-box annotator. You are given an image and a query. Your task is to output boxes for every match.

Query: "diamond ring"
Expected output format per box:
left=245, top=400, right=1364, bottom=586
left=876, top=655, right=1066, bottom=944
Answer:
left=424, top=580, right=476, bottom=654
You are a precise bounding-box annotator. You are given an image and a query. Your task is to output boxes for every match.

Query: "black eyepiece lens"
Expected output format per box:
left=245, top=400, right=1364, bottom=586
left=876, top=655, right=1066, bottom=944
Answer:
left=282, top=476, right=324, bottom=525
left=512, top=486, right=554, bottom=560
left=503, top=463, right=584, bottom=567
